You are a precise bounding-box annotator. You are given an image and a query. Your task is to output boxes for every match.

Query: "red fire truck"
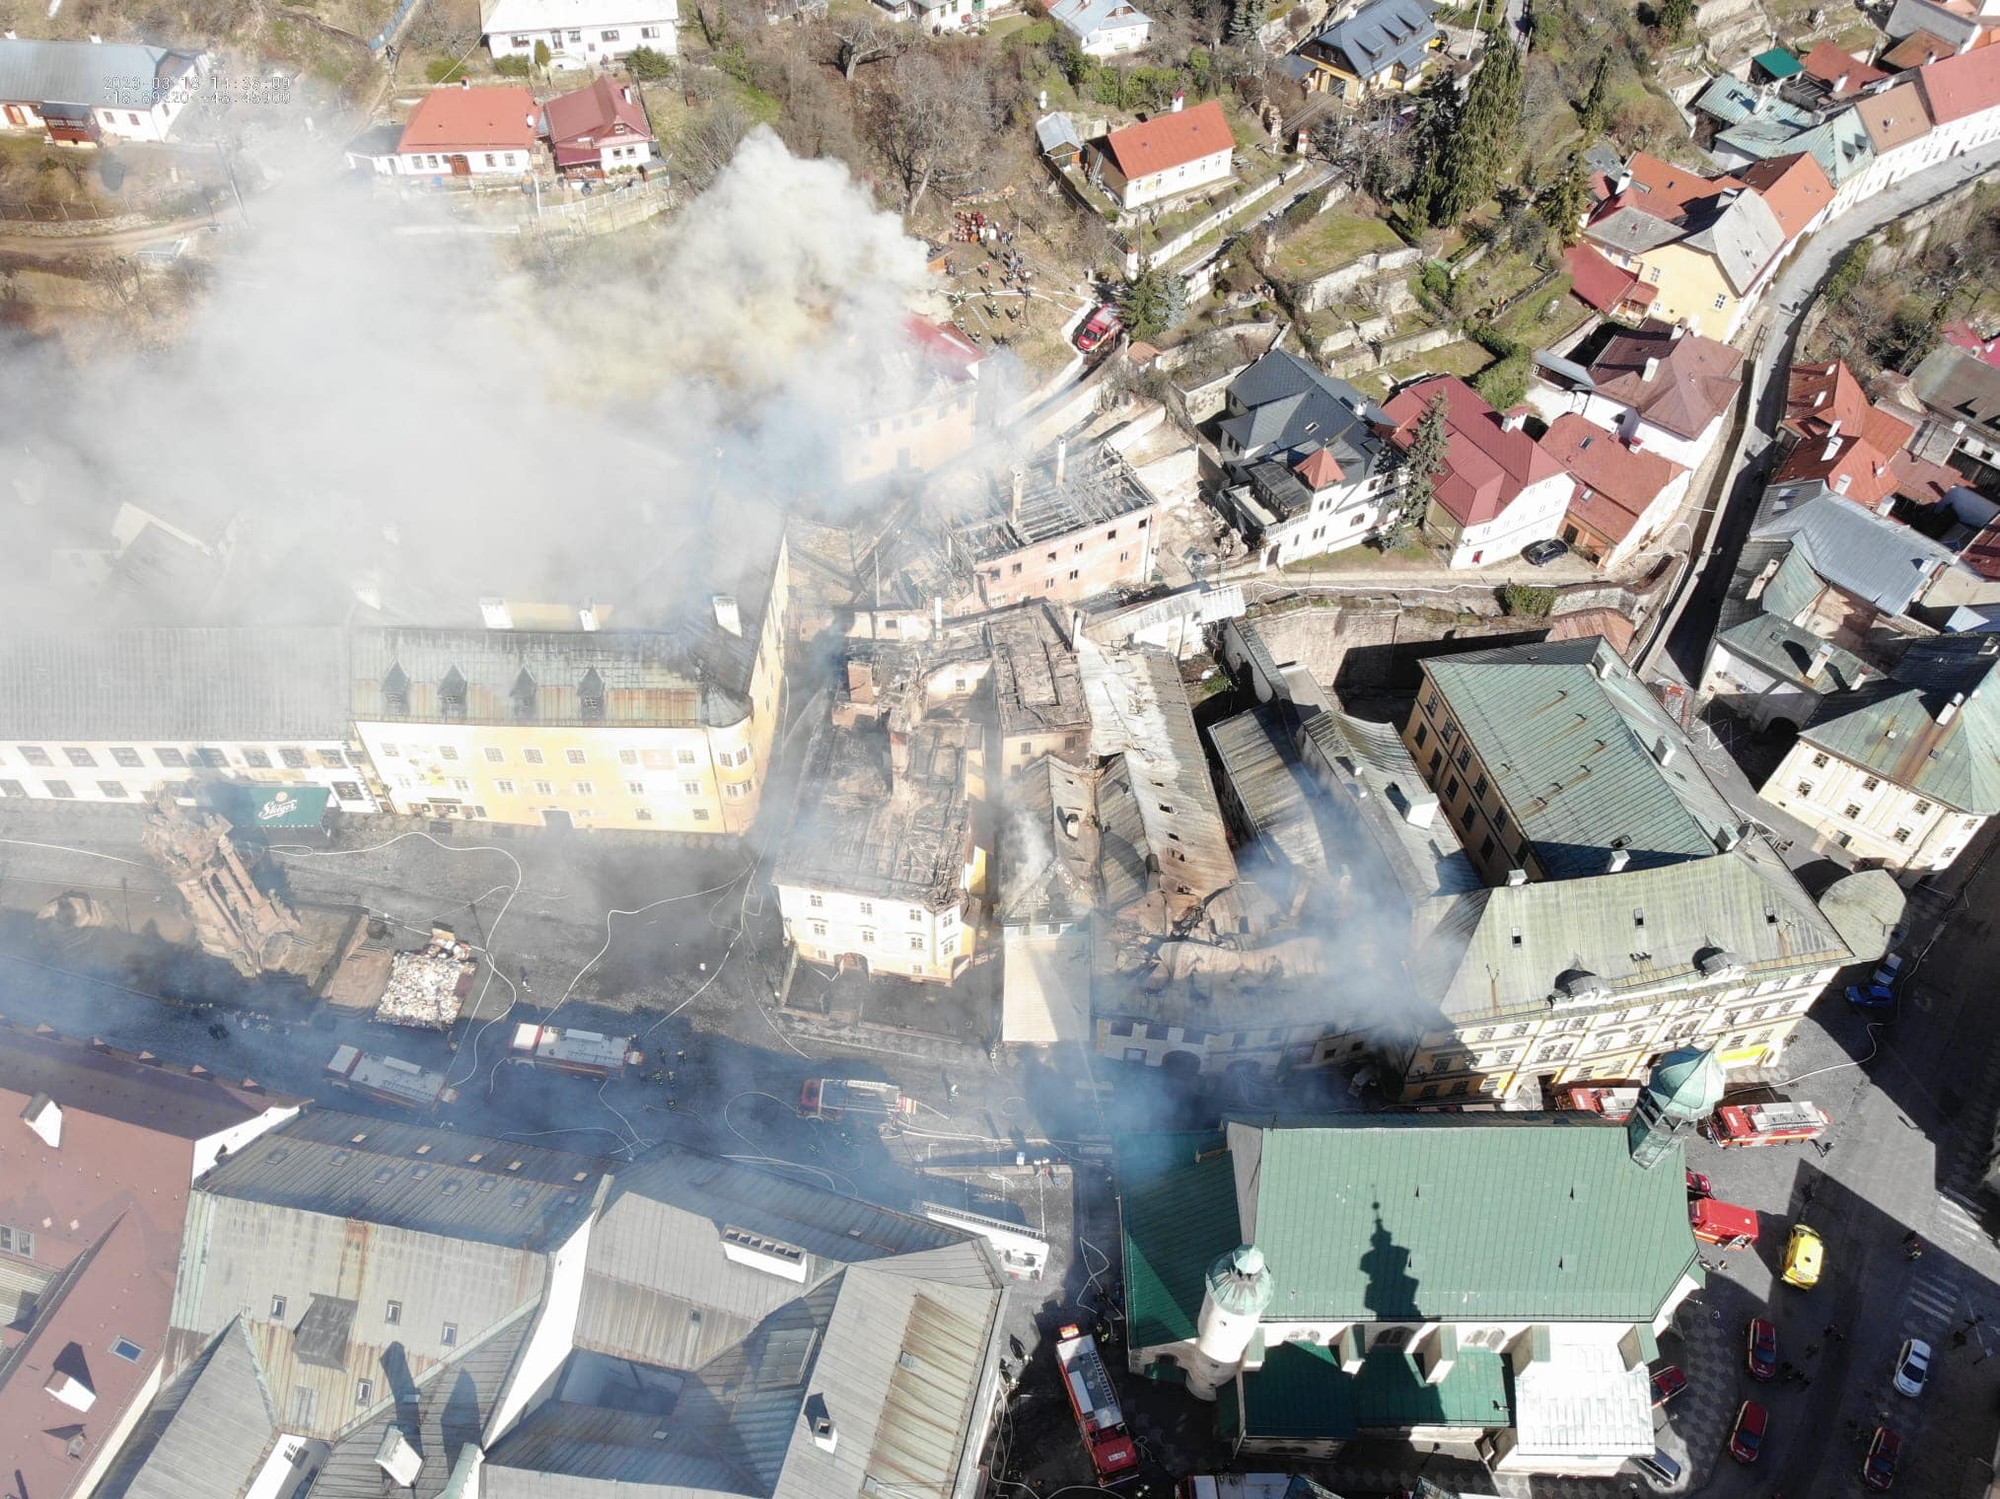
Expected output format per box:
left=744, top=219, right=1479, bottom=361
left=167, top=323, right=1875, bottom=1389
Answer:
left=1557, top=1084, right=1642, bottom=1121
left=1691, top=1198, right=1760, bottom=1248
left=1704, top=1099, right=1830, bottom=1148
left=1055, top=1324, right=1141, bottom=1482
left=798, top=1077, right=917, bottom=1121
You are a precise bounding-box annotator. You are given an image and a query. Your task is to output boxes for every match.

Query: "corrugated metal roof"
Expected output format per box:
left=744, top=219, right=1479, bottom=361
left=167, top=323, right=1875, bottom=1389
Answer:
left=92, top=1319, right=278, bottom=1499
left=1237, top=1340, right=1510, bottom=1440
left=0, top=38, right=200, bottom=110
left=1117, top=1132, right=1239, bottom=1350
left=1714, top=613, right=1875, bottom=692
left=0, top=627, right=353, bottom=741
left=1298, top=707, right=1482, bottom=903
left=1422, top=638, right=1735, bottom=879
left=1237, top=1116, right=1698, bottom=1321
left=1209, top=704, right=1327, bottom=872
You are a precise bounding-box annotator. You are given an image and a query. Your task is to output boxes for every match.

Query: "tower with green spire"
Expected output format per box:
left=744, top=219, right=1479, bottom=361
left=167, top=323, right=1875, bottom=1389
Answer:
left=1627, top=1046, right=1725, bottom=1169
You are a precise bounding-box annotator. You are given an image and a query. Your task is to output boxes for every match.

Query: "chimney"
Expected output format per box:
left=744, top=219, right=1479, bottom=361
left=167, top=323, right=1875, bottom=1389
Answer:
left=1804, top=639, right=1835, bottom=681
left=460, top=76, right=471, bottom=89
left=1642, top=357, right=1661, bottom=382
left=577, top=602, right=602, bottom=632
left=1608, top=848, right=1630, bottom=873
left=375, top=1430, right=423, bottom=1487
left=1172, top=91, right=1185, bottom=111
left=1505, top=868, right=1528, bottom=887
left=21, top=1094, right=61, bottom=1148
left=1940, top=690, right=1965, bottom=725
left=1833, top=472, right=1852, bottom=495
left=1402, top=788, right=1440, bottom=827
left=1500, top=408, right=1527, bottom=433
left=622, top=85, right=635, bottom=103
left=1835, top=71, right=1850, bottom=95
left=1651, top=734, right=1675, bottom=767
left=1055, top=435, right=1068, bottom=486
left=88, top=33, right=102, bottom=42
left=1875, top=492, right=1895, bottom=518
left=1062, top=809, right=1082, bottom=839
left=711, top=595, right=742, bottom=637
left=1671, top=322, right=1686, bottom=340
left=1715, top=823, right=1743, bottom=852
left=479, top=598, right=514, bottom=630
left=805, top=1395, right=838, bottom=1453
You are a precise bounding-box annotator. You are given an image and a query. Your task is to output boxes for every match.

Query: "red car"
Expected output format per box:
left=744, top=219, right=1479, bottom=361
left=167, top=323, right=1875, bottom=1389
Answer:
left=1864, top=1425, right=1902, bottom=1490
left=1730, top=1400, right=1770, bottom=1464
left=1686, top=1168, right=1713, bottom=1198
left=1746, top=1317, right=1779, bottom=1380
left=1075, top=306, right=1122, bottom=353
left=1650, top=1364, right=1688, bottom=1406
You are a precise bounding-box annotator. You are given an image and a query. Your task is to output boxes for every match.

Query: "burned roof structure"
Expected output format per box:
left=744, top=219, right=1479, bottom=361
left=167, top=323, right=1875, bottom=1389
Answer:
left=988, top=603, right=1089, bottom=750
left=961, top=443, right=1156, bottom=557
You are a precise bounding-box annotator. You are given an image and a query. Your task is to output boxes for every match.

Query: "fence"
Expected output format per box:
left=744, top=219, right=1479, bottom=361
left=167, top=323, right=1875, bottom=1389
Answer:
left=0, top=198, right=122, bottom=223
left=526, top=177, right=675, bottom=238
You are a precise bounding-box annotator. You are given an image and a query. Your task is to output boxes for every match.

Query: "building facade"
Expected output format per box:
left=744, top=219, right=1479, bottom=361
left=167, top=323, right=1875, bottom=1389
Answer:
left=1384, top=377, right=1573, bottom=569
left=968, top=444, right=1159, bottom=612
left=1088, top=99, right=1235, bottom=209
left=0, top=39, right=205, bottom=144
left=480, top=0, right=679, bottom=60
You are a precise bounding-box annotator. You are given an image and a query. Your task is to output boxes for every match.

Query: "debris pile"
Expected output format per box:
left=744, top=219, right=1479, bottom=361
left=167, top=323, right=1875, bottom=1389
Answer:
left=373, top=927, right=476, bottom=1030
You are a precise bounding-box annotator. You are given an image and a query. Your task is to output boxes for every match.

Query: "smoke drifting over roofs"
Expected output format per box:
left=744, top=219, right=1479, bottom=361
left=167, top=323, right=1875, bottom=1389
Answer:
left=0, top=127, right=934, bottom=626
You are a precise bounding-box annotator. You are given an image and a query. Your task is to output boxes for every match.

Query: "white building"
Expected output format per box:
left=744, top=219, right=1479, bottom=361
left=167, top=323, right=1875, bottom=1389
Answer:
left=393, top=82, right=542, bottom=177
left=1910, top=45, right=2000, bottom=167
left=875, top=0, right=979, bottom=29
left=1048, top=0, right=1152, bottom=53
left=479, top=0, right=678, bottom=61
left=1087, top=98, right=1234, bottom=210
left=0, top=38, right=206, bottom=144
left=1527, top=321, right=1745, bottom=473
left=1383, top=376, right=1572, bottom=570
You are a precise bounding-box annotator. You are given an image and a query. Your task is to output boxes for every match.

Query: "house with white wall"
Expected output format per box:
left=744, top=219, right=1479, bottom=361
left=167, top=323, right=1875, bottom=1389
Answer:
left=480, top=0, right=678, bottom=61
left=1049, top=0, right=1153, bottom=53
left=1541, top=413, right=1691, bottom=571
left=0, top=38, right=205, bottom=144
left=1086, top=98, right=1235, bottom=210
left=394, top=82, right=542, bottom=177
left=1384, top=376, right=1573, bottom=568
left=1528, top=320, right=1745, bottom=472
left=1911, top=41, right=2000, bottom=165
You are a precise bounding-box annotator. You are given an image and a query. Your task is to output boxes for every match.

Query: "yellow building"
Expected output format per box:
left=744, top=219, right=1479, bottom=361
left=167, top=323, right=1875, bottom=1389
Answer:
left=1299, top=0, right=1444, bottom=102
left=1586, top=187, right=1786, bottom=342
left=349, top=542, right=788, bottom=835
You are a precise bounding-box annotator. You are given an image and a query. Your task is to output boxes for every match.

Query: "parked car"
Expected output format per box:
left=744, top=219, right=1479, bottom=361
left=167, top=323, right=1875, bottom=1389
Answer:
left=1746, top=1317, right=1779, bottom=1380
left=1848, top=979, right=1898, bottom=1010
left=1522, top=538, right=1568, bottom=566
left=1649, top=1365, right=1687, bottom=1407
left=1864, top=1425, right=1903, bottom=1490
left=1685, top=1168, right=1713, bottom=1199
left=1075, top=306, right=1123, bottom=353
left=1893, top=1337, right=1932, bottom=1397
left=1875, top=952, right=1906, bottom=987
left=1729, top=1400, right=1769, bottom=1463
left=1782, top=1224, right=1824, bottom=1288
left=1634, top=1449, right=1683, bottom=1488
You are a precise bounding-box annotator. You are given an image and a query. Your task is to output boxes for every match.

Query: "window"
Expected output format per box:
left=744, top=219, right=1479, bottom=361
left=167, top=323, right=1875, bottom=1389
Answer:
left=619, top=749, right=639, bottom=766
left=274, top=746, right=306, bottom=768
left=356, top=1379, right=375, bottom=1408
left=809, top=894, right=825, bottom=908
left=194, top=748, right=227, bottom=768
left=1414, top=723, right=1429, bottom=748
left=385, top=1300, right=402, bottom=1325
left=1915, top=799, right=1933, bottom=815
left=270, top=1295, right=287, bottom=1320
left=1893, top=828, right=1912, bottom=843
left=97, top=781, right=125, bottom=798
left=523, top=748, right=545, bottom=765
left=1712, top=293, right=1728, bottom=310
left=628, top=781, right=645, bottom=795
left=483, top=747, right=506, bottom=763
left=861, top=929, right=876, bottom=945
left=724, top=782, right=748, bottom=799
left=641, top=23, right=661, bottom=35
left=440, top=746, right=459, bottom=762
left=1472, top=773, right=1488, bottom=799
left=683, top=781, right=703, bottom=796
left=566, top=748, right=587, bottom=765
left=1811, top=752, right=1829, bottom=768
left=17, top=746, right=49, bottom=766
left=1479, top=835, right=1496, bottom=859
left=111, top=747, right=141, bottom=768
left=242, top=748, right=271, bottom=768
left=318, top=749, right=346, bottom=768
left=811, top=921, right=827, bottom=938
left=155, top=746, right=187, bottom=768
left=1862, top=775, right=1880, bottom=791
left=909, top=935, right=925, bottom=951
left=860, top=901, right=875, bottom=916
left=678, top=749, right=697, bottom=764
left=908, top=908, right=923, bottom=922
left=495, top=779, right=516, bottom=795
left=1844, top=804, right=1862, bottom=819
left=442, top=1322, right=459, bottom=1348
left=0, top=1225, right=33, bottom=1257
left=1797, top=782, right=1814, bottom=798
left=1068, top=570, right=1080, bottom=581
left=574, top=781, right=594, bottom=796
left=534, top=780, right=554, bottom=796
left=483, top=153, right=496, bottom=167
left=46, top=780, right=73, bottom=798
left=380, top=744, right=400, bottom=760
left=333, top=782, right=363, bottom=801
left=601, top=27, right=621, bottom=38
left=693, top=808, right=711, bottom=821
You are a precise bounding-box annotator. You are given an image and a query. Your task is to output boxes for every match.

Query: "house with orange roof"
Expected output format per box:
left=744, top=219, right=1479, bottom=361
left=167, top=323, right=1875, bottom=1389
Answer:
left=1798, top=40, right=1893, bottom=99
left=1086, top=99, right=1235, bottom=209
left=1382, top=377, right=1574, bottom=568
left=1529, top=322, right=1746, bottom=470
left=1910, top=43, right=2000, bottom=166
left=393, top=81, right=542, bottom=178
left=1771, top=359, right=1919, bottom=510
left=1853, top=82, right=1938, bottom=189
left=1882, top=27, right=1958, bottom=70
left=1737, top=151, right=1835, bottom=241
left=1541, top=413, right=1691, bottom=570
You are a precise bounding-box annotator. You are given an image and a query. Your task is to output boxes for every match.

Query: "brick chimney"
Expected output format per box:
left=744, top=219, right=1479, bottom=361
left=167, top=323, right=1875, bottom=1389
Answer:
left=1643, top=357, right=1660, bottom=382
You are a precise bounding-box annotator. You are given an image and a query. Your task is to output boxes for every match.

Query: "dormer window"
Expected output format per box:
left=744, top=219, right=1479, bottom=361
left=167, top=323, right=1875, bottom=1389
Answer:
left=511, top=669, right=537, bottom=723
left=382, top=665, right=410, bottom=716
left=579, top=668, right=605, bottom=722
left=439, top=667, right=468, bottom=722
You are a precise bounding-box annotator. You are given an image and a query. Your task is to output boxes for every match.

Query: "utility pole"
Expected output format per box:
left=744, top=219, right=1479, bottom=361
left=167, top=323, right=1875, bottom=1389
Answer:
left=216, top=138, right=248, bottom=226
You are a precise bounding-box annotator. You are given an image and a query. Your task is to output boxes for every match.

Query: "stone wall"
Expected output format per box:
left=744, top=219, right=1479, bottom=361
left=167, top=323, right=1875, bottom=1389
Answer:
left=1295, top=245, right=1425, bottom=313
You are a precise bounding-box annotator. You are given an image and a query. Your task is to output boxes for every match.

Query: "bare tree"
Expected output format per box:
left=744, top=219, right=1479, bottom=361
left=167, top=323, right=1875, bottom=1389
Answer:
left=829, top=12, right=904, bottom=80
left=402, top=0, right=483, bottom=58
left=674, top=98, right=752, bottom=191
left=871, top=49, right=995, bottom=213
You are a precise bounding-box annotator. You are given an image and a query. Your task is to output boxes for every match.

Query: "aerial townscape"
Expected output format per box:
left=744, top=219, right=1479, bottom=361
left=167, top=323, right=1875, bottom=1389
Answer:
left=10, top=0, right=2000, bottom=1493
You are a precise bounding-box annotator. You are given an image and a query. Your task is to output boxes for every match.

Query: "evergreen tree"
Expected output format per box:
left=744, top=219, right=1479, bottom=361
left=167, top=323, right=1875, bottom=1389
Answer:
left=1227, top=0, right=1261, bottom=44
left=1539, top=154, right=1592, bottom=245
left=1578, top=54, right=1610, bottom=136
left=1119, top=261, right=1174, bottom=341
left=1409, top=42, right=1523, bottom=228
left=1657, top=0, right=1695, bottom=41
left=1381, top=394, right=1451, bottom=548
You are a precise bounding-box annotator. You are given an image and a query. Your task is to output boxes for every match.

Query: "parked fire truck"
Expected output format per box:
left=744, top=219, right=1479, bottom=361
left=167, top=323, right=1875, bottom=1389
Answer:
left=1557, top=1083, right=1641, bottom=1121
left=508, top=1023, right=644, bottom=1079
left=1690, top=1197, right=1760, bottom=1248
left=1055, top=1324, right=1141, bottom=1482
left=324, top=1044, right=459, bottom=1110
left=1704, top=1099, right=1830, bottom=1147
left=798, top=1077, right=917, bottom=1121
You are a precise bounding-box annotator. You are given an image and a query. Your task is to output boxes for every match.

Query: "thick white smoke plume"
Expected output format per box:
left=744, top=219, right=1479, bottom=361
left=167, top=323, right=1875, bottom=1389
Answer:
left=0, top=126, right=937, bottom=625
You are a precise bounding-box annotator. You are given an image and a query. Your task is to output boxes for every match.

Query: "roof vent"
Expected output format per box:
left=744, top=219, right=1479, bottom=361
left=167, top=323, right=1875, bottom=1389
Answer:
left=1940, top=691, right=1965, bottom=726
left=722, top=1226, right=809, bottom=1282
left=1696, top=946, right=1744, bottom=980
left=1715, top=823, right=1743, bottom=852
left=479, top=598, right=513, bottom=630
left=45, top=1365, right=95, bottom=1412
left=1505, top=868, right=1528, bottom=887
left=1651, top=734, right=1675, bottom=768
left=21, top=1094, right=61, bottom=1148
left=805, top=1394, right=837, bottom=1453
left=1643, top=356, right=1661, bottom=382
left=1607, top=848, right=1629, bottom=873
left=375, top=1429, right=423, bottom=1486
left=712, top=595, right=742, bottom=637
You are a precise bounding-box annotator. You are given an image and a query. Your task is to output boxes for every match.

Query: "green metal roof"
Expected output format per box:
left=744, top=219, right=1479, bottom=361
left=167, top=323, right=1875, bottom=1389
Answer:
left=1118, top=1132, right=1240, bottom=1351
left=1231, top=1340, right=1512, bottom=1440
left=1754, top=46, right=1804, bottom=77
left=1422, top=639, right=1736, bottom=879
left=1242, top=1116, right=1698, bottom=1323
left=1715, top=613, right=1874, bottom=694
left=1641, top=1047, right=1726, bottom=1120
left=1798, top=636, right=2000, bottom=813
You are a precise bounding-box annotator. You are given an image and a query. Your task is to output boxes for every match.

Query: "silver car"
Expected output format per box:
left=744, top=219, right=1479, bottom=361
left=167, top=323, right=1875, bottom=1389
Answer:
left=1894, top=1337, right=1932, bottom=1397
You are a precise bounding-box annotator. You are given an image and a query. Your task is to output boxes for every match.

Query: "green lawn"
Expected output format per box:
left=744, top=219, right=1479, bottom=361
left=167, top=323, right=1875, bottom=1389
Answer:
left=991, top=14, right=1052, bottom=40
left=1280, top=536, right=1438, bottom=571
left=1489, top=274, right=1593, bottom=347
left=1269, top=208, right=1406, bottom=280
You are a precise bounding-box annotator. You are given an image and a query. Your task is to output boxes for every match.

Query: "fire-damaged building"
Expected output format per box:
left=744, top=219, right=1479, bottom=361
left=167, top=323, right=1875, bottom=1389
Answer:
left=348, top=526, right=788, bottom=835
left=989, top=602, right=1091, bottom=769
left=773, top=645, right=988, bottom=984
left=840, top=316, right=994, bottom=486
left=964, top=441, right=1160, bottom=613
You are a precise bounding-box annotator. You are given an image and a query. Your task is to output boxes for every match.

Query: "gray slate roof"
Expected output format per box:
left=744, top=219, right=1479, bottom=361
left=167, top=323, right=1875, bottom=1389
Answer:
left=0, top=37, right=201, bottom=111
left=1912, top=343, right=2000, bottom=436
left=1750, top=488, right=1956, bottom=615
left=0, top=627, right=352, bottom=741
left=1715, top=612, right=1877, bottom=692
left=1210, top=703, right=1328, bottom=872
left=1422, top=637, right=1737, bottom=879
left=92, top=1319, right=277, bottom=1499
left=1585, top=206, right=1683, bottom=257
left=1307, top=0, right=1442, bottom=80
left=1680, top=190, right=1787, bottom=294
left=1219, top=349, right=1391, bottom=472
left=1887, top=0, right=1981, bottom=46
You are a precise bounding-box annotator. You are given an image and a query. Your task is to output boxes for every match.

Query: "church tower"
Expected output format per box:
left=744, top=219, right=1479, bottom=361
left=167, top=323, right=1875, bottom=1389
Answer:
left=1627, top=1046, right=1725, bottom=1170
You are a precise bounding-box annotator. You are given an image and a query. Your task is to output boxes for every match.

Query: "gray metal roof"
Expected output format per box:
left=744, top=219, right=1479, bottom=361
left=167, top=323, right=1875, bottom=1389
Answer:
left=0, top=1026, right=295, bottom=1140
left=999, top=753, right=1098, bottom=923
left=1887, top=0, right=1980, bottom=46
left=1297, top=705, right=1482, bottom=903
left=92, top=1319, right=278, bottom=1499
left=1306, top=0, right=1442, bottom=80
left=1680, top=190, right=1787, bottom=294
left=1585, top=206, right=1683, bottom=257
left=1422, top=637, right=1738, bottom=879
left=1718, top=110, right=1875, bottom=185
left=1219, top=349, right=1391, bottom=471
left=1714, top=612, right=1876, bottom=692
left=1761, top=541, right=1829, bottom=621
left=1209, top=703, right=1327, bottom=872
left=1751, top=490, right=1956, bottom=615
left=1912, top=343, right=2000, bottom=436
left=1035, top=110, right=1082, bottom=155
left=0, top=37, right=200, bottom=111
left=0, top=627, right=352, bottom=741
left=1799, top=635, right=2000, bottom=812
left=1691, top=75, right=1815, bottom=128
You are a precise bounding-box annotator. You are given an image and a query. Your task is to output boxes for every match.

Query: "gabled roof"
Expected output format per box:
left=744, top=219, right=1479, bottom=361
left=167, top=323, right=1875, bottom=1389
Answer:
left=1221, top=349, right=1392, bottom=471
left=1800, top=40, right=1891, bottom=96
left=1754, top=46, right=1804, bottom=79
left=1692, top=75, right=1816, bottom=129
left=1617, top=152, right=1741, bottom=214
left=1918, top=42, right=2000, bottom=122
left=1913, top=342, right=2000, bottom=433
left=1799, top=635, right=2000, bottom=811
left=1000, top=753, right=1098, bottom=923
left=1887, top=0, right=1980, bottom=48
left=1583, top=320, right=1745, bottom=440
left=396, top=84, right=540, bottom=155
left=1883, top=26, right=1958, bottom=70
left=1856, top=81, right=1937, bottom=150
left=1382, top=376, right=1568, bottom=528
left=1209, top=703, right=1327, bottom=873
left=1679, top=188, right=1788, bottom=292
left=1307, top=0, right=1443, bottom=79
left=1294, top=446, right=1346, bottom=489
left=91, top=1320, right=278, bottom=1499
left=1751, top=488, right=1956, bottom=614
left=1737, top=152, right=1834, bottom=240
left=1563, top=243, right=1654, bottom=313
left=1035, top=110, right=1082, bottom=154
left=1774, top=360, right=1916, bottom=505
left=0, top=1026, right=297, bottom=1139
left=1715, top=612, right=1878, bottom=693
left=0, top=37, right=201, bottom=112
left=542, top=75, right=654, bottom=157
left=1048, top=0, right=1151, bottom=37
left=1541, top=414, right=1687, bottom=545
left=1717, top=108, right=1876, bottom=187
left=1099, top=99, right=1234, bottom=181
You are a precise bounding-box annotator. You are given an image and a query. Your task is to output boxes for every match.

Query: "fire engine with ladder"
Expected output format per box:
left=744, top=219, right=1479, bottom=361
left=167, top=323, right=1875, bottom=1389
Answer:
left=1055, top=1324, right=1140, bottom=1482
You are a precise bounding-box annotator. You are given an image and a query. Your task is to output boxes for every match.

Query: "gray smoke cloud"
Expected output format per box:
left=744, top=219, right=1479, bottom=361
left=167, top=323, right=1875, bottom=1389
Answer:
left=0, top=126, right=940, bottom=626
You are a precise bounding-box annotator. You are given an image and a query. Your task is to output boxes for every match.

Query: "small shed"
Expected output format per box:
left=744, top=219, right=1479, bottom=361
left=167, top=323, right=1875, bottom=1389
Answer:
left=1751, top=47, right=1803, bottom=83
left=1035, top=110, right=1084, bottom=166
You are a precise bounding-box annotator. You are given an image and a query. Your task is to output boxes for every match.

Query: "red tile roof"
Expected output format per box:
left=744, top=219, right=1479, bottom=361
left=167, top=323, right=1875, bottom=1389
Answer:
left=1961, top=515, right=2000, bottom=579
left=1587, top=321, right=1745, bottom=440
left=1944, top=319, right=2000, bottom=367
left=543, top=76, right=654, bottom=166
left=1565, top=243, right=1654, bottom=313
left=1737, top=153, right=1834, bottom=241
left=903, top=314, right=984, bottom=380
left=1293, top=447, right=1345, bottom=489
left=1884, top=27, right=1956, bottom=70
left=1101, top=99, right=1235, bottom=181
left=1772, top=364, right=1918, bottom=508
left=1918, top=43, right=2000, bottom=123
left=397, top=84, right=541, bottom=155
left=1615, top=152, right=1741, bottom=215
left=1800, top=40, right=1892, bottom=96
left=1382, top=376, right=1568, bottom=528
left=1856, top=82, right=1937, bottom=151
left=1541, top=413, right=1688, bottom=545
left=1889, top=449, right=1970, bottom=505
